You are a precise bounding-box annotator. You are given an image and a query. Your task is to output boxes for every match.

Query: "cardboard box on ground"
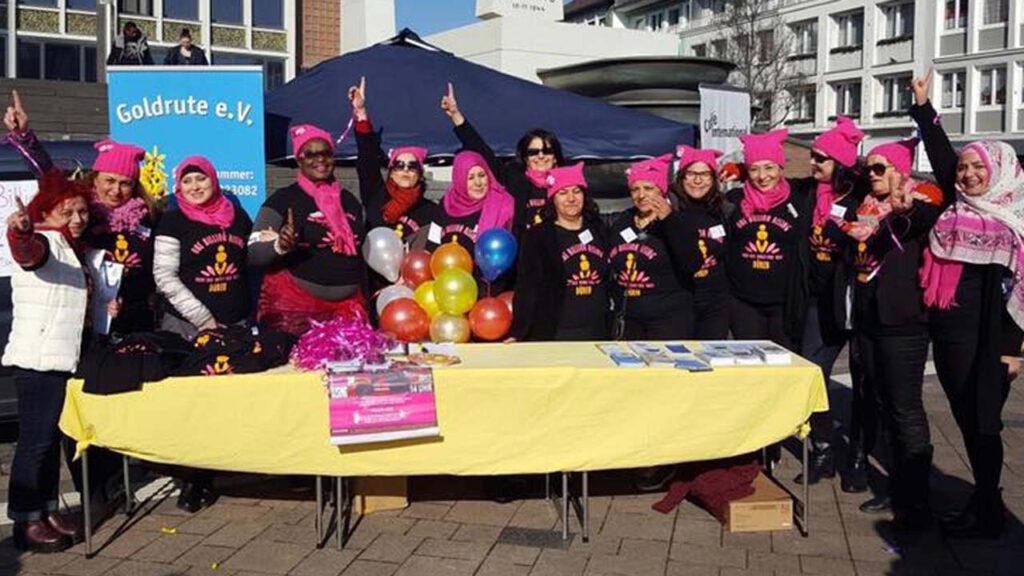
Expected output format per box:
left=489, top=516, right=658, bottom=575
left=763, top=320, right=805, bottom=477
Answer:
left=726, top=473, right=793, bottom=532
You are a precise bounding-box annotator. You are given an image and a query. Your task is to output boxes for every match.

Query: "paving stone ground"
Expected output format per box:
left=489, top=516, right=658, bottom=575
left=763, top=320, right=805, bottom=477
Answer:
left=0, top=360, right=1022, bottom=576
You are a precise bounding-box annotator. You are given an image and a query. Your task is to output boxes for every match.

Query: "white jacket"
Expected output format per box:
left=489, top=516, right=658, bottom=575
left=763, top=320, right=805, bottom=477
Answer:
left=2, top=229, right=105, bottom=373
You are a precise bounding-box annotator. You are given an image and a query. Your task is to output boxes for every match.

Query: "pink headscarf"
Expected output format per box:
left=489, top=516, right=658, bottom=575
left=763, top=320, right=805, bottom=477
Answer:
left=442, top=151, right=515, bottom=232
left=627, top=154, right=674, bottom=194
left=173, top=156, right=235, bottom=229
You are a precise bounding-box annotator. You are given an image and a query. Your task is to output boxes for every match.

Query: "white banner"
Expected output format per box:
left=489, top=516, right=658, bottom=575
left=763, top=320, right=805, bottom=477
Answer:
left=0, top=179, right=39, bottom=278
left=699, top=85, right=751, bottom=161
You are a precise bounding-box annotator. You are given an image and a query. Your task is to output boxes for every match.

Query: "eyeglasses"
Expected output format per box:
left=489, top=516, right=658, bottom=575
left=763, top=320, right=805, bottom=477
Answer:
left=525, top=147, right=555, bottom=157
left=810, top=151, right=832, bottom=164
left=684, top=170, right=713, bottom=180
left=392, top=160, right=422, bottom=172
left=867, top=163, right=892, bottom=177
left=299, top=149, right=333, bottom=162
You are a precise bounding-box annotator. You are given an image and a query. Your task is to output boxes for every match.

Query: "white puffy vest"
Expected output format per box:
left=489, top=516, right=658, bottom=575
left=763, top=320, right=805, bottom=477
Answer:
left=2, top=230, right=104, bottom=373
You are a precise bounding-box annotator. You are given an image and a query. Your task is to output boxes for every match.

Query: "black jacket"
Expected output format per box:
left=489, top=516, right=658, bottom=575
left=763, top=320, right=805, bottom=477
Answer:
left=164, top=45, right=209, bottom=65
left=355, top=120, right=434, bottom=235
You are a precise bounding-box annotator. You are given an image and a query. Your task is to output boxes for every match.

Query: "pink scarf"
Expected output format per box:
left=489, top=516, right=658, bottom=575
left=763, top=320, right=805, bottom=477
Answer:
left=812, top=181, right=835, bottom=228
left=525, top=168, right=550, bottom=189
left=296, top=172, right=357, bottom=256
left=89, top=196, right=148, bottom=234
left=740, top=178, right=791, bottom=218
left=174, top=156, right=235, bottom=229
left=442, top=151, right=515, bottom=232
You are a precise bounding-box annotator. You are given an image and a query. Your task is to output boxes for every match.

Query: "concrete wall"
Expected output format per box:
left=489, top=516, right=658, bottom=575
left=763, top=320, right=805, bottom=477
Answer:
left=875, top=39, right=912, bottom=65
left=0, top=78, right=108, bottom=140
left=1018, top=109, right=1024, bottom=132
left=789, top=57, right=816, bottom=77
left=978, top=27, right=1007, bottom=51
left=341, top=0, right=396, bottom=54
left=828, top=49, right=862, bottom=72
left=976, top=110, right=1005, bottom=133
left=939, top=32, right=965, bottom=56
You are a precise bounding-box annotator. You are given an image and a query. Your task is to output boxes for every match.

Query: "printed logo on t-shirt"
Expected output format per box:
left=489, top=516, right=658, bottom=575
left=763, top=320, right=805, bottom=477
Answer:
left=202, top=354, right=233, bottom=376
left=190, top=231, right=245, bottom=293
left=609, top=243, right=658, bottom=296
left=694, top=228, right=724, bottom=279
left=854, top=242, right=880, bottom=284
left=108, top=233, right=141, bottom=268
left=810, top=225, right=838, bottom=262
left=736, top=214, right=791, bottom=271
left=307, top=211, right=361, bottom=254
left=441, top=224, right=478, bottom=244
left=562, top=244, right=605, bottom=296
left=393, top=217, right=422, bottom=242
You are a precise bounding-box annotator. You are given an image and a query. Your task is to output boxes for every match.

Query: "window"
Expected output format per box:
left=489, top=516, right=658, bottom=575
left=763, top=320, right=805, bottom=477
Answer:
left=632, top=16, right=646, bottom=29
left=211, top=52, right=285, bottom=90
left=945, top=0, right=967, bottom=29
left=164, top=0, right=198, bottom=21
left=883, top=3, right=914, bottom=38
left=84, top=46, right=96, bottom=82
left=67, top=0, right=95, bottom=10
left=118, top=0, right=152, bottom=16
left=757, top=30, right=774, bottom=61
left=668, top=8, right=680, bottom=26
left=649, top=12, right=664, bottom=31
left=17, top=0, right=56, bottom=7
left=979, top=67, right=1006, bottom=105
left=791, top=89, right=815, bottom=121
left=45, top=44, right=80, bottom=81
left=835, top=12, right=864, bottom=48
left=0, top=38, right=6, bottom=78
left=212, top=0, right=243, bottom=24
left=17, top=41, right=94, bottom=82
left=792, top=21, right=817, bottom=55
left=882, top=75, right=912, bottom=112
left=693, top=44, right=706, bottom=57
left=16, top=40, right=40, bottom=79
left=711, top=0, right=726, bottom=15
left=253, top=0, right=283, bottom=28
left=835, top=82, right=862, bottom=117
left=940, top=70, right=965, bottom=109
left=983, top=0, right=1008, bottom=24
left=711, top=39, right=727, bottom=58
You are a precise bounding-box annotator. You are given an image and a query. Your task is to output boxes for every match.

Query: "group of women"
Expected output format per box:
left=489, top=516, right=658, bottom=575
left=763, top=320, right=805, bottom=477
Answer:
left=2, top=67, right=1021, bottom=552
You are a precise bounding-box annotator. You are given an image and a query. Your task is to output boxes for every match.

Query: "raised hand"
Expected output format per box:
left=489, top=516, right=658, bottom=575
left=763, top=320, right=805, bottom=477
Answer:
left=275, top=208, right=297, bottom=254
left=647, top=192, right=673, bottom=220
left=440, top=82, right=465, bottom=126
left=348, top=76, right=367, bottom=120
left=3, top=90, right=29, bottom=134
left=7, top=196, right=31, bottom=234
left=911, top=67, right=933, bottom=107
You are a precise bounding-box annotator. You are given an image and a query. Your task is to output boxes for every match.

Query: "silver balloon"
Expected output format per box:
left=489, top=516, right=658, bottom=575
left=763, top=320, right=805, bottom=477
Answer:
left=375, top=284, right=415, bottom=317
left=362, top=227, right=405, bottom=283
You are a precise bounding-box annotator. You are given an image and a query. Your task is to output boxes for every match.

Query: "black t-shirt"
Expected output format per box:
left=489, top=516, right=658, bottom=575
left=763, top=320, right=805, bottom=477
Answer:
left=264, top=184, right=367, bottom=288
left=608, top=211, right=689, bottom=322
left=808, top=191, right=859, bottom=296
left=422, top=206, right=513, bottom=294
left=554, top=225, right=609, bottom=333
left=156, top=208, right=252, bottom=325
left=726, top=192, right=802, bottom=305
left=678, top=204, right=729, bottom=305
left=522, top=184, right=548, bottom=231
left=86, top=215, right=157, bottom=331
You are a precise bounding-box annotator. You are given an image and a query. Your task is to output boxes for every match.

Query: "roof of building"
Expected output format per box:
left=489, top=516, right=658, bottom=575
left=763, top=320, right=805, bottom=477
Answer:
left=564, top=0, right=614, bottom=18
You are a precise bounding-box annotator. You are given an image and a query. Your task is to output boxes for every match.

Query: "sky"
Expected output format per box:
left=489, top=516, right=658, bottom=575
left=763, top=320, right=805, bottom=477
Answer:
left=395, top=0, right=479, bottom=37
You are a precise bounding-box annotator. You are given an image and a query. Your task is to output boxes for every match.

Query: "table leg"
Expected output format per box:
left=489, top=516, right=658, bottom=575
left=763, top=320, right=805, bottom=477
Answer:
left=122, top=457, right=134, bottom=516
left=801, top=434, right=810, bottom=536
left=82, top=448, right=93, bottom=558
left=582, top=472, right=589, bottom=543
left=315, top=476, right=324, bottom=547
left=336, top=477, right=344, bottom=550
left=561, top=473, right=569, bottom=541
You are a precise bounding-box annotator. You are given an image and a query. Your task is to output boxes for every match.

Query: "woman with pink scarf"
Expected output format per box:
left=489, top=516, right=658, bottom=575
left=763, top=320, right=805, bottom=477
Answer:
left=911, top=70, right=1024, bottom=539
left=248, top=124, right=368, bottom=335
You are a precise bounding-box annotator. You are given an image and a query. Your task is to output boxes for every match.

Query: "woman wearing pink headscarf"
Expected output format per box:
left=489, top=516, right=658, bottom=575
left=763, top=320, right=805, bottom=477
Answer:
left=248, top=124, right=368, bottom=336
left=911, top=70, right=1024, bottom=539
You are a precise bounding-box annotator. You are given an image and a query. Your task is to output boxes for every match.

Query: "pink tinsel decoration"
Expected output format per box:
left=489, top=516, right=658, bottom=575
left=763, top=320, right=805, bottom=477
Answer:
left=90, top=197, right=149, bottom=234
left=291, top=317, right=395, bottom=371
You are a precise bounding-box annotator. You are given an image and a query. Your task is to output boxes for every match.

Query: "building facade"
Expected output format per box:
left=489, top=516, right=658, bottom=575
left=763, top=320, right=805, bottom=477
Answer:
left=565, top=0, right=1024, bottom=156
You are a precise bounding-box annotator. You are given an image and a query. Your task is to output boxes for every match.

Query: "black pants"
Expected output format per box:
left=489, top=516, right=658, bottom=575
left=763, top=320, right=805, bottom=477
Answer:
left=694, top=295, right=730, bottom=340
left=801, top=297, right=849, bottom=447
left=847, top=336, right=878, bottom=456
left=856, top=326, right=932, bottom=514
left=728, top=296, right=791, bottom=348
left=8, top=369, right=68, bottom=521
left=624, top=310, right=693, bottom=340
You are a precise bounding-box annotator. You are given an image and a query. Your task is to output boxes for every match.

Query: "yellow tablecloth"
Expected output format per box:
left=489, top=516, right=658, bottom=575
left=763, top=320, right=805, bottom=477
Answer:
left=59, top=342, right=828, bottom=476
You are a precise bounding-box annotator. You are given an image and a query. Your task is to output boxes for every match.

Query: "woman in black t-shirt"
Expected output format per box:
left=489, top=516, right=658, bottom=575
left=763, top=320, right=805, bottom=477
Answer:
left=154, top=156, right=252, bottom=340
left=509, top=163, right=611, bottom=342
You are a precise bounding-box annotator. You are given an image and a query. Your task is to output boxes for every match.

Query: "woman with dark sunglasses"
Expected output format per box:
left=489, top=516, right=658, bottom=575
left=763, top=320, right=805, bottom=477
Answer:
left=845, top=137, right=944, bottom=532
left=248, top=124, right=368, bottom=336
left=910, top=70, right=1024, bottom=539
left=442, top=83, right=563, bottom=236
left=349, top=78, right=434, bottom=243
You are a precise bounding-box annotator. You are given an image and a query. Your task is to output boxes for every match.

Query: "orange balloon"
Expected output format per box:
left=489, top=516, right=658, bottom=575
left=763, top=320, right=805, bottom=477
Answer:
left=401, top=249, right=433, bottom=289
left=497, top=291, right=514, bottom=315
left=430, top=241, right=473, bottom=277
left=469, top=297, right=513, bottom=341
left=379, top=298, right=430, bottom=342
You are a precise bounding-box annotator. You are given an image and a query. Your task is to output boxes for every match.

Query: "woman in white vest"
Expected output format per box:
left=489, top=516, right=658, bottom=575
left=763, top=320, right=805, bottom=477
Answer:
left=2, top=171, right=119, bottom=552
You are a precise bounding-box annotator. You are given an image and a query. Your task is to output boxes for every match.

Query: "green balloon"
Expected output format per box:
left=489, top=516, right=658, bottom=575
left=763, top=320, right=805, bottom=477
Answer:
left=432, top=268, right=478, bottom=315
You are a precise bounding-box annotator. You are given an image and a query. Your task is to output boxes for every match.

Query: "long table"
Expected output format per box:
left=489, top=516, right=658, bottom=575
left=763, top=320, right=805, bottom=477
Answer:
left=60, top=342, right=828, bottom=551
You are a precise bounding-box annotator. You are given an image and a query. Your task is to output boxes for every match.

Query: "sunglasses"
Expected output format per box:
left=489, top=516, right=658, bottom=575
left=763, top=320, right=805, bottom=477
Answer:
left=867, top=163, right=892, bottom=176
left=525, top=147, right=555, bottom=157
left=299, top=149, right=333, bottom=161
left=684, top=170, right=713, bottom=180
left=391, top=160, right=422, bottom=172
left=810, top=151, right=832, bottom=164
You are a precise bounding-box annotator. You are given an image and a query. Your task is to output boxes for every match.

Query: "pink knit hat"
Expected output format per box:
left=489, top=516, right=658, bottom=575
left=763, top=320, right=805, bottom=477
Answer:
left=867, top=138, right=918, bottom=177
left=388, top=146, right=428, bottom=167
left=627, top=154, right=674, bottom=194
left=92, top=140, right=146, bottom=180
left=740, top=129, right=788, bottom=167
left=676, top=145, right=723, bottom=172
left=290, top=124, right=334, bottom=156
left=544, top=162, right=587, bottom=198
left=812, top=116, right=864, bottom=168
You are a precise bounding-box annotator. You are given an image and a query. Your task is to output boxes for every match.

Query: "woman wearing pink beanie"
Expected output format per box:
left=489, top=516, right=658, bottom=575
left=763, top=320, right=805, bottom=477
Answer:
left=910, top=70, right=1024, bottom=539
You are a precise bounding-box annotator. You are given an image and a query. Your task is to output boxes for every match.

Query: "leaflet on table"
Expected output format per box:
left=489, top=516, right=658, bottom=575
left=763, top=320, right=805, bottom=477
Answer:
left=598, top=343, right=712, bottom=370
left=326, top=363, right=439, bottom=446
left=596, top=344, right=645, bottom=367
left=695, top=341, right=793, bottom=366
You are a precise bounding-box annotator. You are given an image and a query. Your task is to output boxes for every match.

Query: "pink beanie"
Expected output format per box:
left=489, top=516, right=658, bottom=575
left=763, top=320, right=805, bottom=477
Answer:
left=290, top=124, right=335, bottom=156
left=627, top=154, right=674, bottom=194
left=92, top=140, right=146, bottom=180
left=388, top=146, right=428, bottom=167
left=867, top=138, right=918, bottom=176
left=676, top=145, right=723, bottom=172
left=544, top=162, right=587, bottom=198
left=740, top=129, right=788, bottom=167
left=812, top=116, right=864, bottom=168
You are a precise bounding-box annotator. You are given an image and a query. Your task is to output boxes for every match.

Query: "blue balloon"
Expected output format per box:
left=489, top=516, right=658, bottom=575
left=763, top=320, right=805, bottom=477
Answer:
left=474, top=228, right=518, bottom=282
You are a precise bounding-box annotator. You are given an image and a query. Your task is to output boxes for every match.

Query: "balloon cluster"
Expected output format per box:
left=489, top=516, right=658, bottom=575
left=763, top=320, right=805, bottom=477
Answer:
left=364, top=227, right=517, bottom=343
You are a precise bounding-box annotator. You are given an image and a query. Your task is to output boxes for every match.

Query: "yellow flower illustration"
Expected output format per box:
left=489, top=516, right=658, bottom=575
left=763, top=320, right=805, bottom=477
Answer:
left=139, top=146, right=168, bottom=201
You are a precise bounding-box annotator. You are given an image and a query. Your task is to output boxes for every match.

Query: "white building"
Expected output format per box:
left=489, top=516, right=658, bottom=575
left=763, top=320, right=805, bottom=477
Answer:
left=565, top=0, right=1024, bottom=155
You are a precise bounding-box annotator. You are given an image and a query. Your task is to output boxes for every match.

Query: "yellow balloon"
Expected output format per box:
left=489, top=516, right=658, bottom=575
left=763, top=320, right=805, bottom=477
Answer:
left=433, top=268, right=478, bottom=316
left=430, top=241, right=473, bottom=277
left=414, top=281, right=442, bottom=319
left=430, top=313, right=471, bottom=343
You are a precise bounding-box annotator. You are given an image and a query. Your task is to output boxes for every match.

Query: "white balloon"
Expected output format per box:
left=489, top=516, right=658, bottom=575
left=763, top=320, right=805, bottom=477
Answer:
left=375, top=284, right=415, bottom=317
left=362, top=227, right=405, bottom=282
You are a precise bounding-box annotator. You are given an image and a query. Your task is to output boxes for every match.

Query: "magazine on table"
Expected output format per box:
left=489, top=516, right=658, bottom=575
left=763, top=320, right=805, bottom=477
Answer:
left=326, top=363, right=439, bottom=446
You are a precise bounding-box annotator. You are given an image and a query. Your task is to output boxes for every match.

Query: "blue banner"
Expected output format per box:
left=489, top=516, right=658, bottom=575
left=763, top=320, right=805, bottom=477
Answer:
left=107, top=66, right=266, bottom=218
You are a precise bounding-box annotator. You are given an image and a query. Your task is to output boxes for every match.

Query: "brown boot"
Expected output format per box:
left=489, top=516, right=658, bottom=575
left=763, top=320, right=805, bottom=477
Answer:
left=47, top=511, right=84, bottom=544
left=13, top=520, right=72, bottom=553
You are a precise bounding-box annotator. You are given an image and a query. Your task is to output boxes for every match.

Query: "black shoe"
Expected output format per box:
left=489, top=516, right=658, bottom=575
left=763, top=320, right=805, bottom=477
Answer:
left=841, top=455, right=869, bottom=494
left=177, top=482, right=203, bottom=513
left=893, top=507, right=933, bottom=533
left=942, top=492, right=1005, bottom=540
left=634, top=466, right=676, bottom=493
left=859, top=494, right=891, bottom=514
left=487, top=476, right=528, bottom=504
left=795, top=445, right=836, bottom=485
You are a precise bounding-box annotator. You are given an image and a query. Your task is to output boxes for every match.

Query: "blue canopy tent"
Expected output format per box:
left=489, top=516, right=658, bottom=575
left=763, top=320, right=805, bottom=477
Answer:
left=265, top=29, right=694, bottom=165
